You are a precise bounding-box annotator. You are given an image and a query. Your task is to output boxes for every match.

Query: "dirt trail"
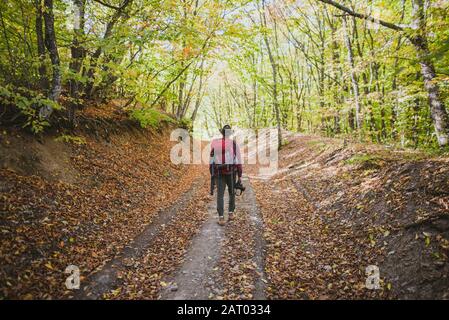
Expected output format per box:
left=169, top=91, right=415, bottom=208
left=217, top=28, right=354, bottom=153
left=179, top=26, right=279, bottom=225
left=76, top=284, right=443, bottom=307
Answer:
left=0, top=124, right=207, bottom=300
left=160, top=196, right=224, bottom=299
left=71, top=173, right=266, bottom=300
left=238, top=177, right=266, bottom=299
left=76, top=178, right=205, bottom=299
left=161, top=176, right=266, bottom=300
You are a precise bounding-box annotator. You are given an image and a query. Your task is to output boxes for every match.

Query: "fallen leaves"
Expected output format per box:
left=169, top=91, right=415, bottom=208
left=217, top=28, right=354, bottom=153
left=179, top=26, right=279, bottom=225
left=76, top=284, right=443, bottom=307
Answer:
left=0, top=125, right=204, bottom=299
left=105, top=177, right=210, bottom=300
left=217, top=210, right=259, bottom=299
left=2, top=127, right=448, bottom=300
left=249, top=134, right=449, bottom=299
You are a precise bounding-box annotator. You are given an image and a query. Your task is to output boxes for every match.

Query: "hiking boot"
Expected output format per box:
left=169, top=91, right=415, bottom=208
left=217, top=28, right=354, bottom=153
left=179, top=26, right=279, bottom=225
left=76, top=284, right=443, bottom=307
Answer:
left=218, top=216, right=225, bottom=226
left=228, top=212, right=235, bottom=221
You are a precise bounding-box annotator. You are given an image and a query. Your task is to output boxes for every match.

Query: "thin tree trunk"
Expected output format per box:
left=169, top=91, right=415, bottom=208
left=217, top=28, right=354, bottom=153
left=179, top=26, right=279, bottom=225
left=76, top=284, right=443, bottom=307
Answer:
left=191, top=58, right=206, bottom=122
left=39, top=0, right=61, bottom=119
left=0, top=8, right=14, bottom=81
left=176, top=70, right=186, bottom=119
left=410, top=0, right=449, bottom=146
left=390, top=0, right=406, bottom=140
left=328, top=13, right=341, bottom=135
left=342, top=16, right=362, bottom=131
left=252, top=52, right=258, bottom=128
left=34, top=0, right=48, bottom=91
left=68, top=0, right=86, bottom=125
left=261, top=0, right=282, bottom=148
left=84, top=0, right=133, bottom=98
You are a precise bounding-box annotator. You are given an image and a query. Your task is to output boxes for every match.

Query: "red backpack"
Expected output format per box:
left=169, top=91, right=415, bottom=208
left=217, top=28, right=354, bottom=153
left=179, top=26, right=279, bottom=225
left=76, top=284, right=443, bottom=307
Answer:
left=210, top=138, right=237, bottom=176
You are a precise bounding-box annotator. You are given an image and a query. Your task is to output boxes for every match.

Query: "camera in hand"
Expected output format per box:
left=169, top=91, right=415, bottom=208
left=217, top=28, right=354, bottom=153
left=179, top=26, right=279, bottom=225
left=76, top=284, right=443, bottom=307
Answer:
left=234, top=180, right=246, bottom=195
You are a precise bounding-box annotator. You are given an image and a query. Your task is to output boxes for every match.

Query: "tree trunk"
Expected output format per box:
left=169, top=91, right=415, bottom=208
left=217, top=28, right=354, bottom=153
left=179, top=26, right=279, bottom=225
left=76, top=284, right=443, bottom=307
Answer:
left=34, top=0, right=48, bottom=91
left=319, top=0, right=449, bottom=147
left=391, top=48, right=401, bottom=140
left=68, top=0, right=86, bottom=125
left=261, top=0, right=282, bottom=148
left=390, top=0, right=406, bottom=141
left=39, top=0, right=61, bottom=119
left=176, top=72, right=186, bottom=120
left=0, top=9, right=14, bottom=76
left=330, top=21, right=341, bottom=135
left=84, top=0, right=133, bottom=99
left=409, top=0, right=449, bottom=146
left=342, top=16, right=362, bottom=131
left=191, top=58, right=206, bottom=122
left=414, top=42, right=449, bottom=146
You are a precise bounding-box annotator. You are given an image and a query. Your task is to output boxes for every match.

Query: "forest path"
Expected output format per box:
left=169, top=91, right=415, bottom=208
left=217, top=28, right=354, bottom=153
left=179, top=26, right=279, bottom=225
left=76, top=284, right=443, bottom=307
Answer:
left=3, top=127, right=447, bottom=300
left=160, top=193, right=225, bottom=299
left=73, top=169, right=267, bottom=300
left=161, top=176, right=266, bottom=300
left=70, top=132, right=448, bottom=300
left=75, top=177, right=206, bottom=299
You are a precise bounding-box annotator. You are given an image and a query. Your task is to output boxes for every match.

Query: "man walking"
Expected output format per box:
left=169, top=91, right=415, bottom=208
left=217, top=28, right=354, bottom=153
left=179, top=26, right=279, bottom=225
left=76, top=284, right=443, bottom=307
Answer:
left=210, top=125, right=242, bottom=226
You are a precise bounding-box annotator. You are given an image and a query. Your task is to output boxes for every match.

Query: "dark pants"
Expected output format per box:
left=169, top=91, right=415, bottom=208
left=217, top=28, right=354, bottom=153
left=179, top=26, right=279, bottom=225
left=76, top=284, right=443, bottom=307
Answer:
left=216, top=174, right=235, bottom=217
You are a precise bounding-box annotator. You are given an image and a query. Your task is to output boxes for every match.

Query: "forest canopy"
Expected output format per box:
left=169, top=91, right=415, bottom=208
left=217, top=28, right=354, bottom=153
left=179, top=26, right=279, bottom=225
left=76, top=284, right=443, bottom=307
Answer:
left=0, top=0, right=448, bottom=149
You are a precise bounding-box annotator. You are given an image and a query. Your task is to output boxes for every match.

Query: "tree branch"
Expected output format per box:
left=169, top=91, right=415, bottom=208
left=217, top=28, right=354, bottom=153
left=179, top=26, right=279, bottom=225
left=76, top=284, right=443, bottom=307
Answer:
left=92, top=0, right=121, bottom=10
left=317, top=0, right=403, bottom=31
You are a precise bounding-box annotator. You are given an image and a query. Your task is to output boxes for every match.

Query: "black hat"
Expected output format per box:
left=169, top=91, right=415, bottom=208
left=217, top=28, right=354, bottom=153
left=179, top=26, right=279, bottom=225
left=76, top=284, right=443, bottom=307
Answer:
left=220, top=124, right=232, bottom=135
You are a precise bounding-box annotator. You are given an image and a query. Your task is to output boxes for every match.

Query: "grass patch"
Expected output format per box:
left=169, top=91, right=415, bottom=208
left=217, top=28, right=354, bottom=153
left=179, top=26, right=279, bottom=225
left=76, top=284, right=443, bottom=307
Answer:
left=130, top=108, right=175, bottom=129
left=344, top=153, right=383, bottom=168
left=277, top=139, right=290, bottom=151
left=306, top=140, right=327, bottom=152
left=420, top=145, right=449, bottom=157
left=55, top=134, right=86, bottom=145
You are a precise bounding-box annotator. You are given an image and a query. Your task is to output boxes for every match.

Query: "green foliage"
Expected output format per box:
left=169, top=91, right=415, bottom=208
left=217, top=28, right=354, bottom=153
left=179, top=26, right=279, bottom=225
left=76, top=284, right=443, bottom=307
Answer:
left=344, top=154, right=383, bottom=167
left=201, top=0, right=449, bottom=151
left=178, top=117, right=193, bottom=132
left=306, top=140, right=328, bottom=152
left=0, top=0, right=236, bottom=133
left=0, top=85, right=60, bottom=133
left=0, top=0, right=448, bottom=151
left=130, top=108, right=175, bottom=129
left=55, top=134, right=86, bottom=145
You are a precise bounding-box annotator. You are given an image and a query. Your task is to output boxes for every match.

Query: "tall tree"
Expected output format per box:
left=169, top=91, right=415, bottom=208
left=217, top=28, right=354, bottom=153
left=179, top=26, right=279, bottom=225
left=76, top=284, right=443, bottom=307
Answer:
left=34, top=0, right=48, bottom=90
left=342, top=15, right=362, bottom=131
left=260, top=0, right=282, bottom=148
left=68, top=0, right=86, bottom=125
left=39, top=0, right=61, bottom=119
left=318, top=0, right=449, bottom=146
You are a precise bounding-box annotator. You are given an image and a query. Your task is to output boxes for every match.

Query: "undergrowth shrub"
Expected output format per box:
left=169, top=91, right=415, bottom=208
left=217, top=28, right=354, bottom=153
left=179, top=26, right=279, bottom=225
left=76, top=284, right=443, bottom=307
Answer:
left=130, top=107, right=175, bottom=129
